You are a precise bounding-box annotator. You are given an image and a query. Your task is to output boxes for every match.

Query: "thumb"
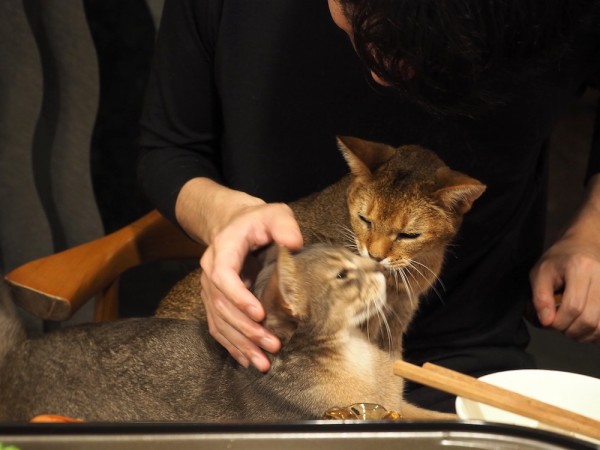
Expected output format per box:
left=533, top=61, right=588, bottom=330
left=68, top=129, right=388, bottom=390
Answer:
left=530, top=268, right=560, bottom=326
left=268, top=206, right=304, bottom=250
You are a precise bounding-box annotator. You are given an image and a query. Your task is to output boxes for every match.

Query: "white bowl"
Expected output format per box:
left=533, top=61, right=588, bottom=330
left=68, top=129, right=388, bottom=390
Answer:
left=455, top=369, right=600, bottom=444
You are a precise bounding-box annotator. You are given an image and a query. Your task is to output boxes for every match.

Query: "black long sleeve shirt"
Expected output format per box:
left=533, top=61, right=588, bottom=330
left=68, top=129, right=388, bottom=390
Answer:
left=139, top=0, right=600, bottom=409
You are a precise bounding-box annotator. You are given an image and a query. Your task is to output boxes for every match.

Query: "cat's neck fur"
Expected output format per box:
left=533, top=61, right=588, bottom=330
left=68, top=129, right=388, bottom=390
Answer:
left=290, top=175, right=352, bottom=246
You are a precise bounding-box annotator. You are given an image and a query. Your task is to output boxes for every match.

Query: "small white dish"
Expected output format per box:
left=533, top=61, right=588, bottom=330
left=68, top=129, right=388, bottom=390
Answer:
left=455, top=369, right=600, bottom=445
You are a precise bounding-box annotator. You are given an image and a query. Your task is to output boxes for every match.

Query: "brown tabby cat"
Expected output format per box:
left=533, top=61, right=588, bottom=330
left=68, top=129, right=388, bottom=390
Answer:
left=157, top=136, right=486, bottom=354
left=0, top=245, right=452, bottom=421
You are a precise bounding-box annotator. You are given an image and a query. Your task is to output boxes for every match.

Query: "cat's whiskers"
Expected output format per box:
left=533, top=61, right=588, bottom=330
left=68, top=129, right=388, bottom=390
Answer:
left=353, top=279, right=385, bottom=327
left=400, top=267, right=417, bottom=308
left=404, top=262, right=434, bottom=296
left=364, top=295, right=373, bottom=343
left=374, top=302, right=402, bottom=355
left=374, top=299, right=393, bottom=354
left=404, top=264, right=422, bottom=292
left=362, top=291, right=394, bottom=354
left=408, top=259, right=445, bottom=303
left=337, top=225, right=358, bottom=251
left=410, top=259, right=446, bottom=290
left=382, top=302, right=402, bottom=327
left=388, top=267, right=409, bottom=307
left=386, top=264, right=417, bottom=309
left=388, top=268, right=403, bottom=300
left=358, top=275, right=393, bottom=351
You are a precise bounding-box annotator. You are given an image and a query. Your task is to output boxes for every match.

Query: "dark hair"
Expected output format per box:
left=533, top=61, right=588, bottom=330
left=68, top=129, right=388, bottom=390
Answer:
left=337, top=0, right=599, bottom=116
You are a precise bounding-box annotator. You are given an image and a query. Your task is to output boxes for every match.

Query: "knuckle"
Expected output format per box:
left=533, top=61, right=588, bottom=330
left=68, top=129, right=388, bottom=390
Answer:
left=563, top=302, right=584, bottom=318
left=232, top=340, right=253, bottom=356
left=536, top=257, right=553, bottom=272
left=275, top=202, right=292, bottom=214
left=577, top=317, right=595, bottom=334
left=243, top=326, right=263, bottom=343
left=199, top=252, right=214, bottom=273
left=207, top=320, right=220, bottom=337
left=211, top=296, right=229, bottom=316
left=210, top=270, right=225, bottom=287
left=564, top=316, right=597, bottom=341
left=232, top=316, right=259, bottom=339
left=569, top=254, right=596, bottom=272
left=587, top=315, right=600, bottom=333
left=529, top=260, right=553, bottom=284
left=210, top=234, right=227, bottom=251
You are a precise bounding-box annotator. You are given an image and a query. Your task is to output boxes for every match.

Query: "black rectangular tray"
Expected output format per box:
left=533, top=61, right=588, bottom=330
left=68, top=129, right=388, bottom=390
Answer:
left=1, top=421, right=597, bottom=450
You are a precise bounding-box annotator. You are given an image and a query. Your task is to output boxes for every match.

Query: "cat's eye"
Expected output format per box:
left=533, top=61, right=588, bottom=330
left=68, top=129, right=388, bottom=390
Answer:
left=358, top=214, right=372, bottom=228
left=396, top=232, right=421, bottom=241
left=336, top=269, right=348, bottom=279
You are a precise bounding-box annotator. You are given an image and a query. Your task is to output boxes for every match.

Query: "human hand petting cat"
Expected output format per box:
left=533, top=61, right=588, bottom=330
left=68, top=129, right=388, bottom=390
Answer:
left=175, top=177, right=303, bottom=371
left=200, top=203, right=303, bottom=371
left=530, top=174, right=600, bottom=344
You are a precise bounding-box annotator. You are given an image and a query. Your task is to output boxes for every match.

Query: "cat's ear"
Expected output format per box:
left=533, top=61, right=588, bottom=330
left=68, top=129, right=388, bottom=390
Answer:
left=260, top=247, right=305, bottom=344
left=275, top=247, right=307, bottom=320
left=435, top=167, right=486, bottom=214
left=337, top=136, right=396, bottom=178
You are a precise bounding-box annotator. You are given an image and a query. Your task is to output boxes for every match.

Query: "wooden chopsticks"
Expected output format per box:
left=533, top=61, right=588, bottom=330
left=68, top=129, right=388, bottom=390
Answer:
left=393, top=360, right=600, bottom=442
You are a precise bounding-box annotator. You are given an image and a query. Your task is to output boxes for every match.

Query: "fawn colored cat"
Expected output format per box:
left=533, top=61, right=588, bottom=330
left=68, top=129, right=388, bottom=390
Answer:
left=157, top=136, right=486, bottom=354
left=0, top=244, right=452, bottom=422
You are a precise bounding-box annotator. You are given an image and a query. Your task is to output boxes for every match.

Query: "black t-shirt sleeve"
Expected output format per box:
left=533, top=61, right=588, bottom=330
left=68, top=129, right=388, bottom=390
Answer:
left=137, top=0, right=224, bottom=224
left=585, top=48, right=600, bottom=183
left=587, top=90, right=600, bottom=182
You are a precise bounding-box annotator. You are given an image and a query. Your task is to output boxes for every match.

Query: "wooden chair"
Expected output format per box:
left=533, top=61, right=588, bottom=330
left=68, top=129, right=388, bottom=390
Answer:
left=4, top=210, right=204, bottom=322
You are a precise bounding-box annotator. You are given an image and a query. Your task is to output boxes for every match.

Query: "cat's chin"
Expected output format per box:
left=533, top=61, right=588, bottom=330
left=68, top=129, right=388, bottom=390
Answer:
left=351, top=294, right=386, bottom=327
left=351, top=311, right=374, bottom=328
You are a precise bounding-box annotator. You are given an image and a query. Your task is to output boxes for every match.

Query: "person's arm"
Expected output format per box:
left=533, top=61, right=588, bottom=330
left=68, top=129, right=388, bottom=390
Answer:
left=531, top=174, right=600, bottom=343
left=530, top=89, right=600, bottom=343
left=138, top=0, right=303, bottom=370
left=138, top=0, right=224, bottom=224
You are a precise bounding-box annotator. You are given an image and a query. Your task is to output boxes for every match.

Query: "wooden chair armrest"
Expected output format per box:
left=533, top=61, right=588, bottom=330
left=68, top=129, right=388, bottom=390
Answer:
left=4, top=210, right=205, bottom=321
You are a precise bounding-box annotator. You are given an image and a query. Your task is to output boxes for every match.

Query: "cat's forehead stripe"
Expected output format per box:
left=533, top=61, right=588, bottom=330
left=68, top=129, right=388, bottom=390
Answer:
left=330, top=253, right=358, bottom=269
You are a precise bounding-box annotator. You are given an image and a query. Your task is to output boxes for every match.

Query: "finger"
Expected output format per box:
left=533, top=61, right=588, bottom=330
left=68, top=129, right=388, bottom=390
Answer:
left=578, top=325, right=600, bottom=344
left=209, top=315, right=273, bottom=372
left=210, top=291, right=281, bottom=354
left=202, top=243, right=265, bottom=321
left=206, top=316, right=250, bottom=368
left=552, top=266, right=589, bottom=332
left=206, top=298, right=276, bottom=372
left=562, top=280, right=600, bottom=341
left=566, top=314, right=600, bottom=344
left=530, top=262, right=561, bottom=326
left=211, top=264, right=265, bottom=321
left=267, top=204, right=304, bottom=249
left=202, top=283, right=258, bottom=369
left=201, top=271, right=281, bottom=353
left=206, top=302, right=250, bottom=369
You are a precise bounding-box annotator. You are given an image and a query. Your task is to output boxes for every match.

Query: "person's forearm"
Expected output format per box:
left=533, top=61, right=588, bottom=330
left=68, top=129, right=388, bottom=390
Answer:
left=175, top=177, right=266, bottom=244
